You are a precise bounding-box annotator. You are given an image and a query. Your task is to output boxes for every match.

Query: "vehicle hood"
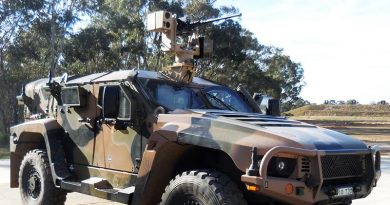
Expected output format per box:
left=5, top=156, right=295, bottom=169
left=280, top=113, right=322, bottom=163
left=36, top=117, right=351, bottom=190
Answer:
left=157, top=109, right=368, bottom=152
left=155, top=109, right=368, bottom=172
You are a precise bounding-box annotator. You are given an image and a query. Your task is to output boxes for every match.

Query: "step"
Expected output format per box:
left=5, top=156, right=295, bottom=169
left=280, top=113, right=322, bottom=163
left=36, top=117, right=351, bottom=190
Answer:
left=61, top=178, right=134, bottom=204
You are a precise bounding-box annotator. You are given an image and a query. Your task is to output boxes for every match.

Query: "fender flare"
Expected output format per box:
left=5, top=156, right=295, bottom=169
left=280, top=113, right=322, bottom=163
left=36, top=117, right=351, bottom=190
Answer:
left=132, top=126, right=246, bottom=205
left=10, top=118, right=70, bottom=187
left=150, top=124, right=245, bottom=167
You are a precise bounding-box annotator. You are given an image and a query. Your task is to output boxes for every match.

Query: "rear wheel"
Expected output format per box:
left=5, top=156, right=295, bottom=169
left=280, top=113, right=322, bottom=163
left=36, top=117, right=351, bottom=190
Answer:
left=19, top=149, right=67, bottom=205
left=160, top=169, right=247, bottom=205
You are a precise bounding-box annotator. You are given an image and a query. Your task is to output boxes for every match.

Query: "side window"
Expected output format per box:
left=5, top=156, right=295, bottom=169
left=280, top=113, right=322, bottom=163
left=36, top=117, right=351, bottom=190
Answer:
left=98, top=86, right=104, bottom=108
left=118, top=89, right=131, bottom=119
left=99, top=85, right=131, bottom=120
left=102, top=86, right=120, bottom=118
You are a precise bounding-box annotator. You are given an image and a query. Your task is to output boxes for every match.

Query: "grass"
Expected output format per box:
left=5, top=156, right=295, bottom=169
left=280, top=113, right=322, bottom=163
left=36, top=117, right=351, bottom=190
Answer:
left=287, top=105, right=390, bottom=144
left=291, top=115, right=390, bottom=123
left=291, top=118, right=390, bottom=143
left=286, top=104, right=390, bottom=117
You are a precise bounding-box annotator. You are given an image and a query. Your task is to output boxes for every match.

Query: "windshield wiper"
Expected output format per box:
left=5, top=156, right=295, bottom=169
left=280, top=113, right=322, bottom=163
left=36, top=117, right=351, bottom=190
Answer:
left=203, top=92, right=237, bottom=111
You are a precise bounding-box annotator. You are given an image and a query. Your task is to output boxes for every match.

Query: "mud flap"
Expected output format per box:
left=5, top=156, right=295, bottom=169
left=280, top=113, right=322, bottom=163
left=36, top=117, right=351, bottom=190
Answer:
left=46, top=129, right=72, bottom=183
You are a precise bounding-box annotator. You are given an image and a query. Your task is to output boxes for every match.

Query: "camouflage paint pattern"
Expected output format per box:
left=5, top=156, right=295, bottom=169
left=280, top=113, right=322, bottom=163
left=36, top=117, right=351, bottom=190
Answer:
left=152, top=110, right=369, bottom=172
left=132, top=109, right=380, bottom=204
left=10, top=70, right=381, bottom=205
left=56, top=83, right=101, bottom=167
left=9, top=119, right=66, bottom=186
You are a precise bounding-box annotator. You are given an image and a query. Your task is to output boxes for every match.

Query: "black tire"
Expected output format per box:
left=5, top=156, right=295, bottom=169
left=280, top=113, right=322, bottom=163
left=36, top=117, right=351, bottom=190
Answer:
left=19, top=149, right=67, bottom=205
left=160, top=169, right=247, bottom=205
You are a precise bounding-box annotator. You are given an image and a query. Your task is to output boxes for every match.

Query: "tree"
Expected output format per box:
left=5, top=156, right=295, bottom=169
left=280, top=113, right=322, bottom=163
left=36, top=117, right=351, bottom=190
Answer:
left=0, top=0, right=306, bottom=145
left=0, top=0, right=100, bottom=137
left=283, top=97, right=310, bottom=112
left=63, top=27, right=119, bottom=74
left=264, top=53, right=305, bottom=109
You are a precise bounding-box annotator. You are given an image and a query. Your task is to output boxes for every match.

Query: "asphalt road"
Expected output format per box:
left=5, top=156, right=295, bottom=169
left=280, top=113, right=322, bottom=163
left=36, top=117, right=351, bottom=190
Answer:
left=0, top=159, right=120, bottom=205
left=1, top=157, right=389, bottom=205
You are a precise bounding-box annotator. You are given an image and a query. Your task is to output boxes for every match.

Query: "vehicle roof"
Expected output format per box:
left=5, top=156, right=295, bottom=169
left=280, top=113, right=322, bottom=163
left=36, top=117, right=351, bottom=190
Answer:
left=65, top=69, right=219, bottom=87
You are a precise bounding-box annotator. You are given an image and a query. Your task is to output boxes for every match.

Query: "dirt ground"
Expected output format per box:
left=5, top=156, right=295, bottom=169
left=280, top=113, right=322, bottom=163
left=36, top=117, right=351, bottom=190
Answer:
left=293, top=116, right=390, bottom=150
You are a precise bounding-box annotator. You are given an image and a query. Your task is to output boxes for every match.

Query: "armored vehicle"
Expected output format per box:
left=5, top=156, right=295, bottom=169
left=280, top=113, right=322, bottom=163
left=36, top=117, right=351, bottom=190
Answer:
left=10, top=10, right=380, bottom=205
left=9, top=69, right=382, bottom=205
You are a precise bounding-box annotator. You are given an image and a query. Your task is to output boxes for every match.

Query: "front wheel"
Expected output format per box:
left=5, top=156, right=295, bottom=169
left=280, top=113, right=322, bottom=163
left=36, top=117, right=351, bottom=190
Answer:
left=19, top=149, right=67, bottom=205
left=160, top=169, right=247, bottom=205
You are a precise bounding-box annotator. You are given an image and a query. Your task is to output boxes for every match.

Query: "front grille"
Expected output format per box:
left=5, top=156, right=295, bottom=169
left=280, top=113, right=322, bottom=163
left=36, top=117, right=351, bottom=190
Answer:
left=301, top=157, right=311, bottom=173
left=321, top=154, right=365, bottom=179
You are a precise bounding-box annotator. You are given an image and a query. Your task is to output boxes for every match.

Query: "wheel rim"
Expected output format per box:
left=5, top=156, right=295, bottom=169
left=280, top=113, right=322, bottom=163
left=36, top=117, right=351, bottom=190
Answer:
left=175, top=194, right=205, bottom=205
left=22, top=165, right=41, bottom=199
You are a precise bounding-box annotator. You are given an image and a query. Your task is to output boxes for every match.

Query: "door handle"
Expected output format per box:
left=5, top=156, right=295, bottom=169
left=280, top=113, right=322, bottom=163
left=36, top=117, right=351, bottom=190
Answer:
left=103, top=118, right=116, bottom=124
left=78, top=118, right=91, bottom=123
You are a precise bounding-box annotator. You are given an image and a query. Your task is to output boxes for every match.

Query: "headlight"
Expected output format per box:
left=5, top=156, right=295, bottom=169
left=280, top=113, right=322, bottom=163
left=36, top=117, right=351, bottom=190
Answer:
left=267, top=157, right=297, bottom=177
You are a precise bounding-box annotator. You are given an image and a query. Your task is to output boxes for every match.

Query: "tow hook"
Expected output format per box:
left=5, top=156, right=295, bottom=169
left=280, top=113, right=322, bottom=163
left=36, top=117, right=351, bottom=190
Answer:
left=246, top=147, right=260, bottom=176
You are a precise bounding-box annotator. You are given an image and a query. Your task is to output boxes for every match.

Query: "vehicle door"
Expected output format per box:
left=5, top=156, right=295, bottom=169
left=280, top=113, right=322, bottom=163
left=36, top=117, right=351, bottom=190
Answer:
left=58, top=84, right=98, bottom=166
left=93, top=84, right=146, bottom=172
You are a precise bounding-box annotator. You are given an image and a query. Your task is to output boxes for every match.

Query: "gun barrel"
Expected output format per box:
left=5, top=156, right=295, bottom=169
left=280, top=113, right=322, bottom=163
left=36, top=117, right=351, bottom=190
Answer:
left=190, top=13, right=242, bottom=26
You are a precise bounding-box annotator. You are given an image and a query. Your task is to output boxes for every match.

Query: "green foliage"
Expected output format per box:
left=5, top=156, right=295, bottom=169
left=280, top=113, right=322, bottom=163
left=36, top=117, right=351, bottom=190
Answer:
left=0, top=133, right=10, bottom=157
left=0, top=0, right=307, bottom=138
left=281, top=98, right=311, bottom=113
left=0, top=130, right=4, bottom=145
left=63, top=27, right=120, bottom=73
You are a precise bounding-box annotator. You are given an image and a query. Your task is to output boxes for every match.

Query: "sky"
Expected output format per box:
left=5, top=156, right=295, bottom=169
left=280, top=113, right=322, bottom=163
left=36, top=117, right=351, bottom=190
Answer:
left=215, top=0, right=390, bottom=104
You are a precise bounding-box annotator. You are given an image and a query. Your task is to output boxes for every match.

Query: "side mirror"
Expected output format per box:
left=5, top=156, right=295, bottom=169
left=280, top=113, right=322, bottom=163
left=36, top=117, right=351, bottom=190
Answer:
left=252, top=93, right=280, bottom=116
left=267, top=99, right=281, bottom=116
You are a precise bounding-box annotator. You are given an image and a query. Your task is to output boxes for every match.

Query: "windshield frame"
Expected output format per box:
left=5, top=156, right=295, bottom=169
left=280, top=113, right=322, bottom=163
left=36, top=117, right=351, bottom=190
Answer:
left=138, top=78, right=208, bottom=111
left=138, top=77, right=254, bottom=113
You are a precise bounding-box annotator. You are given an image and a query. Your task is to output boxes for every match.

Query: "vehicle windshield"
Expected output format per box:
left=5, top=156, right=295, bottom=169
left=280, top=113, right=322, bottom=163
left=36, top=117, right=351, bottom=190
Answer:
left=139, top=78, right=253, bottom=113
left=202, top=86, right=253, bottom=113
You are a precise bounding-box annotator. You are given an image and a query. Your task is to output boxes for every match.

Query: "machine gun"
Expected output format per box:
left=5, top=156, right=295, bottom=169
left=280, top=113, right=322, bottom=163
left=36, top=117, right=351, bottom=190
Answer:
left=176, top=13, right=242, bottom=35
left=147, top=11, right=241, bottom=84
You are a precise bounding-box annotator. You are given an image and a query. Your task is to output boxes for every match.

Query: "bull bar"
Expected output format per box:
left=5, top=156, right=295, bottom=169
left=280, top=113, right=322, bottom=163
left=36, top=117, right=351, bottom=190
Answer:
left=241, top=145, right=381, bottom=204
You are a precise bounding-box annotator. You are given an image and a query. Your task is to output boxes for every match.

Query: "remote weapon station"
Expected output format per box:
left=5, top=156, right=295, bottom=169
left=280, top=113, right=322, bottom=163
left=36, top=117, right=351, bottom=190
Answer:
left=9, top=10, right=380, bottom=205
left=147, top=11, right=241, bottom=83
